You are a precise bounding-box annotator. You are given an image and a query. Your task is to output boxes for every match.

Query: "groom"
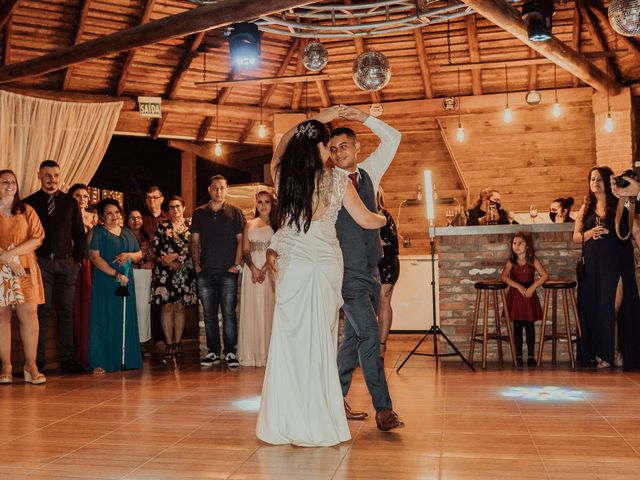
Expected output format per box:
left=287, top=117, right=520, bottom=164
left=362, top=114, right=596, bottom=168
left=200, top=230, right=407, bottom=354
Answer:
left=330, top=106, right=403, bottom=431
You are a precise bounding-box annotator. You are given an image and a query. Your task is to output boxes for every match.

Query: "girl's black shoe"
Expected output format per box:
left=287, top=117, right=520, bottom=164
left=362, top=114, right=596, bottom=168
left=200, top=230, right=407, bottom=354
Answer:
left=527, top=356, right=537, bottom=367
left=516, top=356, right=524, bottom=367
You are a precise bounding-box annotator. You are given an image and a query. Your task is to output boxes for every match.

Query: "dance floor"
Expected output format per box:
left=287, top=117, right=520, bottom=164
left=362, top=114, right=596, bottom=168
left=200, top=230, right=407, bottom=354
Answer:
left=2, top=334, right=640, bottom=480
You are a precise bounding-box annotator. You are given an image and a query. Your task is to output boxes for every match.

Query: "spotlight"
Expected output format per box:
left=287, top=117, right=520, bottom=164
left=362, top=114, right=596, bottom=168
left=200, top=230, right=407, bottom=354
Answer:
left=522, top=0, right=555, bottom=42
left=226, top=23, right=261, bottom=68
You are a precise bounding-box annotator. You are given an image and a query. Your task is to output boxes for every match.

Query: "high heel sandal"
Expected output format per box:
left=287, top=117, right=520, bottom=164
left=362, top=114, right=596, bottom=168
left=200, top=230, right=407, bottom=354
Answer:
left=173, top=343, right=184, bottom=357
left=0, top=368, right=12, bottom=385
left=23, top=369, right=46, bottom=385
left=165, top=345, right=174, bottom=358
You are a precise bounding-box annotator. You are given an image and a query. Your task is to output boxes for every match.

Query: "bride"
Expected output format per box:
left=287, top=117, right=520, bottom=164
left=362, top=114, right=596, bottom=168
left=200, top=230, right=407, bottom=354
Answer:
left=256, top=106, right=386, bottom=447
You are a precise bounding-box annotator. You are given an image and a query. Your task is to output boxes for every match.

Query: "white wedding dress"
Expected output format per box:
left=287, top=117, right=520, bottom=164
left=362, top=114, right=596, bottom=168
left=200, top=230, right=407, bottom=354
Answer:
left=256, top=169, right=351, bottom=447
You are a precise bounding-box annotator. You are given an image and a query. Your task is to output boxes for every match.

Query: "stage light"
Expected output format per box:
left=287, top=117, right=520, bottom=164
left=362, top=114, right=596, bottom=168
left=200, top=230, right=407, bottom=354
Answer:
left=423, top=170, right=435, bottom=233
left=226, top=22, right=261, bottom=68
left=522, top=0, right=555, bottom=42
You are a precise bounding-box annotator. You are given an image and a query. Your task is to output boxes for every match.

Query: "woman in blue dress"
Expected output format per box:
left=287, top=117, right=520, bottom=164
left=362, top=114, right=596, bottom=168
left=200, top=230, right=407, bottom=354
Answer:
left=88, top=198, right=143, bottom=374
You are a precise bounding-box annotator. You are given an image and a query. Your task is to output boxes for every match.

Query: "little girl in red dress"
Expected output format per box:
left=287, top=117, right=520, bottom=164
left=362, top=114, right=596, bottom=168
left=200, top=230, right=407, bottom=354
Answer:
left=501, top=231, right=549, bottom=366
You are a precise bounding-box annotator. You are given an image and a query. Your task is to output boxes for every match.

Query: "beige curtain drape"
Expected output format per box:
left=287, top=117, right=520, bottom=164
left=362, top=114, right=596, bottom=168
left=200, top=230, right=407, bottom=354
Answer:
left=0, top=90, right=123, bottom=196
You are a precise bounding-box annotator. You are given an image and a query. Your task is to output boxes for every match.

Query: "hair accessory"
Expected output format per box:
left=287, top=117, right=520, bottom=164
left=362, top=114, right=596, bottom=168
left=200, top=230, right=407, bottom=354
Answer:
left=295, top=122, right=318, bottom=139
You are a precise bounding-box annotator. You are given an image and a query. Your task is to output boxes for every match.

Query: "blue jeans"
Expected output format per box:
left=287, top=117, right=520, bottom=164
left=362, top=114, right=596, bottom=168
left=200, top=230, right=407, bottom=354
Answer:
left=197, top=271, right=238, bottom=356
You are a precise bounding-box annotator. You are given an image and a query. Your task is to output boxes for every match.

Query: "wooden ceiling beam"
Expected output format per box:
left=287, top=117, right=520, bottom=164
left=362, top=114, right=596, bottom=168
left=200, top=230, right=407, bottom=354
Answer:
left=571, top=4, right=582, bottom=87
left=460, top=0, right=622, bottom=95
left=62, top=0, right=92, bottom=91
left=465, top=15, right=482, bottom=96
left=0, top=0, right=19, bottom=32
left=201, top=72, right=329, bottom=88
left=588, top=0, right=640, bottom=67
left=196, top=68, right=240, bottom=142
left=115, top=0, right=157, bottom=97
left=576, top=0, right=622, bottom=82
left=413, top=28, right=434, bottom=99
left=167, top=139, right=255, bottom=172
left=2, top=21, right=12, bottom=66
left=0, top=0, right=315, bottom=84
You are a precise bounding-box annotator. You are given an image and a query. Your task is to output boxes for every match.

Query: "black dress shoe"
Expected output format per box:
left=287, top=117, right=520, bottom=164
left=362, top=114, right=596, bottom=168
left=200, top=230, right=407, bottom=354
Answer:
left=60, top=360, right=85, bottom=375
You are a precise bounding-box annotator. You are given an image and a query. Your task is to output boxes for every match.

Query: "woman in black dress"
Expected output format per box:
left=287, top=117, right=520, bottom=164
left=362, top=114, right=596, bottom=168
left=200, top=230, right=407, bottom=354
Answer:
left=573, top=166, right=640, bottom=369
left=377, top=188, right=400, bottom=360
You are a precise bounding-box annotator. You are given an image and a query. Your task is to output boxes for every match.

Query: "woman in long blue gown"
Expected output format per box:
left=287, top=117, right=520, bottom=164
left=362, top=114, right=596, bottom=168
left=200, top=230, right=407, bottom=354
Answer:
left=88, top=198, right=143, bottom=374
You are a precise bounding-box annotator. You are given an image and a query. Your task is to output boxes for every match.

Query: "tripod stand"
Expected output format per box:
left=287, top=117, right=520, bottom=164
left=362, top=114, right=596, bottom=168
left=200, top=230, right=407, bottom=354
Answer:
left=396, top=226, right=475, bottom=373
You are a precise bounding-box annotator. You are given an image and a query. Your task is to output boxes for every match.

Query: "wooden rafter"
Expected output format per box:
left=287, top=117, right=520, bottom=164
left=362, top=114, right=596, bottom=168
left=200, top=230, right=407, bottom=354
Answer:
left=465, top=15, right=482, bottom=95
left=0, top=0, right=19, bottom=32
left=316, top=78, right=331, bottom=108
left=413, top=28, right=434, bottom=99
left=62, top=0, right=92, bottom=91
left=151, top=31, right=206, bottom=139
left=588, top=0, right=640, bottom=67
left=460, top=0, right=622, bottom=95
left=115, top=0, right=157, bottom=97
left=576, top=0, right=622, bottom=82
left=200, top=73, right=329, bottom=88
left=196, top=68, right=240, bottom=142
left=0, top=0, right=315, bottom=84
left=2, top=21, right=11, bottom=66
left=571, top=4, right=582, bottom=87
left=238, top=38, right=302, bottom=144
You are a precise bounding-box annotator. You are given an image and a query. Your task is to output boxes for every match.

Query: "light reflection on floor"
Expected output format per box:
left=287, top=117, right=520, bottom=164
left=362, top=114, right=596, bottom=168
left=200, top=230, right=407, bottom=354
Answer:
left=232, top=395, right=262, bottom=412
left=501, top=386, right=588, bottom=402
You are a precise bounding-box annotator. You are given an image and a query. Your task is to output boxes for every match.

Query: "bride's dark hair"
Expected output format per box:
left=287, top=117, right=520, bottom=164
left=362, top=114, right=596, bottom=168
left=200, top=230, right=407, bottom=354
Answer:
left=276, top=119, right=330, bottom=233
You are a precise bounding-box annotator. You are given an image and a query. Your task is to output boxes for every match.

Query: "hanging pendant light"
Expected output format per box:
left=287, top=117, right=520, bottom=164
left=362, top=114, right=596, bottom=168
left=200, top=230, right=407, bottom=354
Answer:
left=604, top=63, right=614, bottom=133
left=258, top=83, right=266, bottom=139
left=214, top=86, right=222, bottom=156
left=456, top=69, right=464, bottom=142
left=503, top=66, right=512, bottom=124
left=552, top=64, right=561, bottom=118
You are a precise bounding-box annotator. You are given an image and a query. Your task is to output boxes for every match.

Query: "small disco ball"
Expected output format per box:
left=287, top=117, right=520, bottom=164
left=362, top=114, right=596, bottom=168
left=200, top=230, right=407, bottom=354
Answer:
left=608, top=0, right=640, bottom=37
left=302, top=41, right=328, bottom=72
left=352, top=51, right=391, bottom=92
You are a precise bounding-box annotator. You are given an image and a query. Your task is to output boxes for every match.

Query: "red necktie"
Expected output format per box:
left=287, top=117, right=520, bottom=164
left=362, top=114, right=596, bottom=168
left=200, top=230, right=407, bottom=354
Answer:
left=348, top=172, right=359, bottom=193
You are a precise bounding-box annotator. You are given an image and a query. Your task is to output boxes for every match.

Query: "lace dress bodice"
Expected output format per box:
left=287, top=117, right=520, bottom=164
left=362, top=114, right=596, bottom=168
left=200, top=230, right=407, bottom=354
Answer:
left=270, top=169, right=348, bottom=277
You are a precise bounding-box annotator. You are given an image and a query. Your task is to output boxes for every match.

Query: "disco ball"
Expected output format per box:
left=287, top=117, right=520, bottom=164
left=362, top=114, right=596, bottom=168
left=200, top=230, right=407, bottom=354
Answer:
left=352, top=51, right=391, bottom=92
left=302, top=41, right=328, bottom=72
left=608, top=0, right=640, bottom=37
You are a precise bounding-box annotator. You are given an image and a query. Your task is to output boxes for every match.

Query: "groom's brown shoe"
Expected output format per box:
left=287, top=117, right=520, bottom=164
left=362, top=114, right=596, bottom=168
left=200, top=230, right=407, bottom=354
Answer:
left=344, top=400, right=368, bottom=420
left=375, top=408, right=404, bottom=431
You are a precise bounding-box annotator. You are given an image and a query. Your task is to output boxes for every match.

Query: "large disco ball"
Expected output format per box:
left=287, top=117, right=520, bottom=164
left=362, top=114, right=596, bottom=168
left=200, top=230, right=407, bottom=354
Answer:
left=609, top=0, right=640, bottom=37
left=302, top=41, right=328, bottom=72
left=352, top=51, right=391, bottom=92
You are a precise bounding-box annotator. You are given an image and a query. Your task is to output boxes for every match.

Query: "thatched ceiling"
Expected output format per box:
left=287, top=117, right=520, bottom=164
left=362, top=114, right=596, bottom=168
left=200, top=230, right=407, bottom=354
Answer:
left=0, top=0, right=638, bottom=159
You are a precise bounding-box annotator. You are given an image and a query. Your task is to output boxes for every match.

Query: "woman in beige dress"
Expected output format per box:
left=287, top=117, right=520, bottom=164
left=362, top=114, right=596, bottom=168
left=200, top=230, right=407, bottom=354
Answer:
left=238, top=190, right=276, bottom=367
left=0, top=170, right=46, bottom=385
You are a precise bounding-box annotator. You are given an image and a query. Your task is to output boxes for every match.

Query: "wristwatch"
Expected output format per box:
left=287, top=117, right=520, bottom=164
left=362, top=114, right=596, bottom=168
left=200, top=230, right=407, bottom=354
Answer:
left=234, top=264, right=242, bottom=272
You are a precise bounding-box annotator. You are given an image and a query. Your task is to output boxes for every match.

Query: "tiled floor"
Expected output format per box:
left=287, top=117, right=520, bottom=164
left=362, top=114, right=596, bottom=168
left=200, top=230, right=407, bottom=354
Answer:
left=2, top=334, right=640, bottom=479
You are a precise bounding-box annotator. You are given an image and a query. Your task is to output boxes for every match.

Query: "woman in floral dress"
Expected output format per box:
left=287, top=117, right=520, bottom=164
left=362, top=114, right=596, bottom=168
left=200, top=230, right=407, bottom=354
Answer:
left=151, top=196, right=197, bottom=357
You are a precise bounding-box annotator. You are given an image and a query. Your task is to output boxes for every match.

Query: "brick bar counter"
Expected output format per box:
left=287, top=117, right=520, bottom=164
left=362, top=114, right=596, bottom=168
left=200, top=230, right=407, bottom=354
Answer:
left=436, top=223, right=580, bottom=364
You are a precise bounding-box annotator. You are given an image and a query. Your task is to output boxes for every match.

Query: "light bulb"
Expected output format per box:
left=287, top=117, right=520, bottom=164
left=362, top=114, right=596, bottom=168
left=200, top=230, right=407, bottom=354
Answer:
left=552, top=102, right=561, bottom=118
left=503, top=106, right=513, bottom=123
left=258, top=123, right=267, bottom=139
left=456, top=123, right=465, bottom=143
left=604, top=113, right=614, bottom=133
left=214, top=142, right=222, bottom=156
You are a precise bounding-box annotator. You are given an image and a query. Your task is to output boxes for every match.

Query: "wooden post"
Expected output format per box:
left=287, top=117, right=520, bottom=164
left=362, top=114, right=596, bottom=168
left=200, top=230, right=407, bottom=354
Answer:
left=181, top=150, right=196, bottom=216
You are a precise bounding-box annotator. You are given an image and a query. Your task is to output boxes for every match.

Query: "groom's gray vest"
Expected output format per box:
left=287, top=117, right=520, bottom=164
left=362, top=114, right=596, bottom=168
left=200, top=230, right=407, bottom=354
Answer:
left=336, top=168, right=383, bottom=281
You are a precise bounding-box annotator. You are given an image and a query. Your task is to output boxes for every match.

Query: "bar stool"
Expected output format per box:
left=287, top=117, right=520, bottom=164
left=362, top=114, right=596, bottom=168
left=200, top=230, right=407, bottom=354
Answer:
left=469, top=280, right=517, bottom=369
left=536, top=280, right=582, bottom=369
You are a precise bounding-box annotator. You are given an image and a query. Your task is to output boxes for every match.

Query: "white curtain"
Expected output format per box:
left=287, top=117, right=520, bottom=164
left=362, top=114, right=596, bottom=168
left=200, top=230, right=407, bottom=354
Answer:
left=0, top=90, right=123, bottom=196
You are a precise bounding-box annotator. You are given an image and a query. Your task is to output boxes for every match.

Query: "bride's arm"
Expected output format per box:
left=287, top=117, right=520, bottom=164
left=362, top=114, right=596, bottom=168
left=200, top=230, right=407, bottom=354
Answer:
left=270, top=106, right=343, bottom=182
left=343, top=182, right=386, bottom=229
